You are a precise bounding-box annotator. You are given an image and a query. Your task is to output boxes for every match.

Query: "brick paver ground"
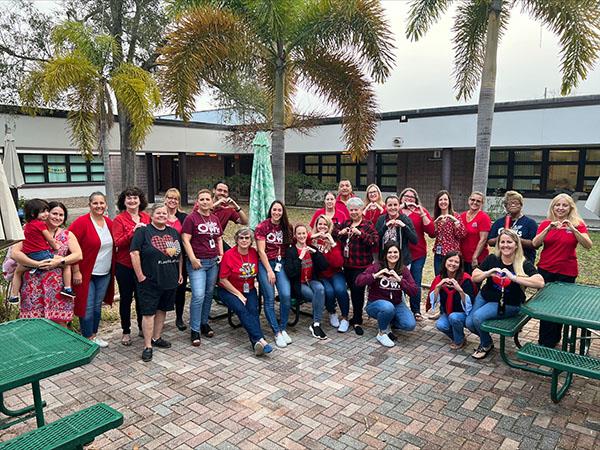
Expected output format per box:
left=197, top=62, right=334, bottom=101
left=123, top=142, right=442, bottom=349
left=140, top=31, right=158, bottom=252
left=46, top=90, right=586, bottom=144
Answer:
left=2, top=303, right=599, bottom=449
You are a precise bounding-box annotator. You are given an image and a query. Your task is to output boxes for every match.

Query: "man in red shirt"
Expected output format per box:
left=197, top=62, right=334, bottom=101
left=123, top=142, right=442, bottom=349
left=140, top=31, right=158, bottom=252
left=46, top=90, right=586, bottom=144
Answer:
left=212, top=181, right=249, bottom=249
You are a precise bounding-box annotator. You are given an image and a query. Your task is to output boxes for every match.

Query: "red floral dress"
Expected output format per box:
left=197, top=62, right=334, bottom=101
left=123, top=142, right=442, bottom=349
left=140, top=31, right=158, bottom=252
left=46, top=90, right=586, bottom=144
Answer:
left=19, top=229, right=74, bottom=322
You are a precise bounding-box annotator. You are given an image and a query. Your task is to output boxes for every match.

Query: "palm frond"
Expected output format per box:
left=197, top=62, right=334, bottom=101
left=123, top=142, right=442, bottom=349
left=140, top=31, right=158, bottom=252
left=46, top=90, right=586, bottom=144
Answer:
left=297, top=49, right=378, bottom=162
left=111, top=63, right=162, bottom=151
left=19, top=68, right=46, bottom=114
left=158, top=5, right=253, bottom=121
left=520, top=0, right=600, bottom=95
left=293, top=0, right=395, bottom=82
left=40, top=51, right=99, bottom=102
left=67, top=83, right=98, bottom=160
left=406, top=0, right=455, bottom=41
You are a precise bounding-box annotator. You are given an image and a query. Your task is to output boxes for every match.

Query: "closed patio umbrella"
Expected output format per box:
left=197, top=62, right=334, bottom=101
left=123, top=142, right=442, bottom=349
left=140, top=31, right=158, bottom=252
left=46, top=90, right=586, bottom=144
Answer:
left=0, top=157, right=24, bottom=251
left=585, top=176, right=600, bottom=217
left=249, top=131, right=276, bottom=230
left=3, top=124, right=24, bottom=206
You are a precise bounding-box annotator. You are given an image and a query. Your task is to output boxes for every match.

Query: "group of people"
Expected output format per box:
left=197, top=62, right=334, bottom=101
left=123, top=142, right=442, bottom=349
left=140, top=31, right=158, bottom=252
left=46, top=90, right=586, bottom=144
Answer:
left=6, top=179, right=592, bottom=362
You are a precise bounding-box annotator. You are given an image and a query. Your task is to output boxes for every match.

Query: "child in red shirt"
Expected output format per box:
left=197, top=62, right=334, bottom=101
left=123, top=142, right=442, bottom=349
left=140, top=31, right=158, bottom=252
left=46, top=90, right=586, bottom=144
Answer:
left=9, top=199, right=72, bottom=303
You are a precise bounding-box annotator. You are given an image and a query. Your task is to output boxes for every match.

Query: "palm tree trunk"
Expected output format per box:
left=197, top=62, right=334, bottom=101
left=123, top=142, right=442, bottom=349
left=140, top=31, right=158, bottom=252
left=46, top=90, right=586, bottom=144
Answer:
left=117, top=102, right=136, bottom=189
left=272, top=52, right=286, bottom=201
left=472, top=0, right=502, bottom=194
left=99, top=85, right=116, bottom=218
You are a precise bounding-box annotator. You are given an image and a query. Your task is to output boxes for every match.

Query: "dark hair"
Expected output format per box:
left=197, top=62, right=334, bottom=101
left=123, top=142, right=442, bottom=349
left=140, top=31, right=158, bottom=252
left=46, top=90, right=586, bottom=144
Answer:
left=47, top=201, right=68, bottom=224
left=88, top=191, right=105, bottom=203
left=384, top=194, right=400, bottom=205
left=440, top=251, right=464, bottom=281
left=24, top=198, right=50, bottom=223
left=267, top=200, right=292, bottom=245
left=213, top=180, right=229, bottom=190
left=117, top=186, right=148, bottom=212
left=434, top=190, right=455, bottom=218
left=380, top=241, right=404, bottom=272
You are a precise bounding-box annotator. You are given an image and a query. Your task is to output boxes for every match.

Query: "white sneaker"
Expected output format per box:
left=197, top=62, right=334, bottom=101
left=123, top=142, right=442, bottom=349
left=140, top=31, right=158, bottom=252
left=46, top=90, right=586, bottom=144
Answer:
left=376, top=333, right=395, bottom=348
left=338, top=319, right=350, bottom=333
left=329, top=313, right=340, bottom=328
left=275, top=333, right=287, bottom=348
left=92, top=336, right=109, bottom=348
left=281, top=330, right=292, bottom=344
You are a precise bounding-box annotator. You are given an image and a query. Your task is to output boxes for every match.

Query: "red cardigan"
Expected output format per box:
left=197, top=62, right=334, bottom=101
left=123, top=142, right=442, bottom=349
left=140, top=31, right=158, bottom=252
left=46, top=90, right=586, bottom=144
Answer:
left=112, top=211, right=151, bottom=268
left=68, top=213, right=115, bottom=317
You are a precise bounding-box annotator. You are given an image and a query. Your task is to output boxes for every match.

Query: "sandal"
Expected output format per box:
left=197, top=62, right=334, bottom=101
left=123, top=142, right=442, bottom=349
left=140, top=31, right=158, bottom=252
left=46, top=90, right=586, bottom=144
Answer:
left=121, top=334, right=132, bottom=346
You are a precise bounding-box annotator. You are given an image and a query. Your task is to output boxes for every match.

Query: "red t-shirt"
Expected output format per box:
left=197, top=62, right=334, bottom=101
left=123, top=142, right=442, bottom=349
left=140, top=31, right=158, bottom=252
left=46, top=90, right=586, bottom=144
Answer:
left=213, top=205, right=241, bottom=231
left=460, top=210, right=491, bottom=263
left=254, top=219, right=285, bottom=260
left=309, top=208, right=348, bottom=228
left=181, top=211, right=222, bottom=259
left=219, top=246, right=258, bottom=292
left=297, top=247, right=313, bottom=283
left=335, top=193, right=355, bottom=219
left=22, top=219, right=51, bottom=254
left=406, top=208, right=435, bottom=261
left=166, top=217, right=183, bottom=234
left=112, top=211, right=152, bottom=268
left=537, top=220, right=588, bottom=277
left=363, top=204, right=386, bottom=225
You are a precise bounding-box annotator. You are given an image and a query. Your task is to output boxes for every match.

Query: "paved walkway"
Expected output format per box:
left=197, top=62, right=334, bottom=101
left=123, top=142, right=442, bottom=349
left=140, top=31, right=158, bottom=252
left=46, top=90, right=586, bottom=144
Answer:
left=2, top=305, right=599, bottom=449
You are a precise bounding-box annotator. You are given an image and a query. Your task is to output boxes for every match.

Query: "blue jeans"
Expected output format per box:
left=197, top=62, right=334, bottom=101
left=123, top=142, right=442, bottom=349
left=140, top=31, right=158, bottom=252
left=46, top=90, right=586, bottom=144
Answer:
left=258, top=260, right=291, bottom=334
left=433, top=254, right=443, bottom=276
left=320, top=272, right=350, bottom=317
left=409, top=256, right=426, bottom=314
left=466, top=293, right=520, bottom=348
left=436, top=312, right=467, bottom=344
left=300, top=280, right=325, bottom=323
left=365, top=300, right=416, bottom=332
left=219, top=288, right=264, bottom=346
left=187, top=258, right=219, bottom=332
left=80, top=273, right=111, bottom=338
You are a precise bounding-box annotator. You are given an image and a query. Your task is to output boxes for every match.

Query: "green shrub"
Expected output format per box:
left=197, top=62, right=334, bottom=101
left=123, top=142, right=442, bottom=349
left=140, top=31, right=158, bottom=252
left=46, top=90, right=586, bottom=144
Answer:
left=285, top=173, right=337, bottom=206
left=486, top=189, right=506, bottom=222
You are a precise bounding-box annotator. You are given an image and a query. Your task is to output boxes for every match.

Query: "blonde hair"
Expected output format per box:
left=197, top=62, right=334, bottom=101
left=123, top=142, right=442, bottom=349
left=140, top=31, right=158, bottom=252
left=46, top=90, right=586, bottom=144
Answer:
left=164, top=188, right=182, bottom=211
left=503, top=190, right=523, bottom=207
left=493, top=228, right=526, bottom=278
left=312, top=214, right=333, bottom=235
left=364, top=184, right=384, bottom=207
left=547, top=193, right=583, bottom=226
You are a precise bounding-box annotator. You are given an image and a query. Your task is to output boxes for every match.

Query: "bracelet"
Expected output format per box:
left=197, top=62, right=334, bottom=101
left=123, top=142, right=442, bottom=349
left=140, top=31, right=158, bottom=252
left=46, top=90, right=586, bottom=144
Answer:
left=236, top=207, right=241, bottom=212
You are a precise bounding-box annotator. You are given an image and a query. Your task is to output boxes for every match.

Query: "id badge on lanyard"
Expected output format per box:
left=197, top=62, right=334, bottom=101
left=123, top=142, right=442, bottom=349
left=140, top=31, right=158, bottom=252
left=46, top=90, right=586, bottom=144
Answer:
left=209, top=238, right=216, bottom=249
left=243, top=282, right=250, bottom=293
left=274, top=253, right=282, bottom=272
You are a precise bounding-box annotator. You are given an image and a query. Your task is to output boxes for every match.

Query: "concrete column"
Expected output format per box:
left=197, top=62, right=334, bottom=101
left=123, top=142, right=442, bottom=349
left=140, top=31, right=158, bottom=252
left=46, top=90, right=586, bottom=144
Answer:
left=178, top=152, right=188, bottom=205
left=442, top=148, right=452, bottom=191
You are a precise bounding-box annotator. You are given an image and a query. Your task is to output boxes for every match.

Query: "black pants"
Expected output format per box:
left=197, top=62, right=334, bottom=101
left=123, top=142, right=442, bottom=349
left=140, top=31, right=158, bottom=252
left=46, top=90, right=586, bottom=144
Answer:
left=175, top=266, right=188, bottom=322
left=116, top=263, right=142, bottom=334
left=538, top=268, right=577, bottom=347
left=344, top=267, right=366, bottom=326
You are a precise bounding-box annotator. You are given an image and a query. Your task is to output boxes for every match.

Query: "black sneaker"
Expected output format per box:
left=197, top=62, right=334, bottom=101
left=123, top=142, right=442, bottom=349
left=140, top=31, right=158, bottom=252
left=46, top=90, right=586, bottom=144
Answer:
left=151, top=337, right=172, bottom=348
left=191, top=331, right=201, bottom=347
left=388, top=331, right=398, bottom=342
left=176, top=318, right=187, bottom=331
left=142, top=347, right=153, bottom=362
left=309, top=324, right=328, bottom=340
left=8, top=296, right=19, bottom=304
left=472, top=343, right=494, bottom=360
left=354, top=325, right=364, bottom=336
left=60, top=287, right=75, bottom=299
left=201, top=324, right=214, bottom=338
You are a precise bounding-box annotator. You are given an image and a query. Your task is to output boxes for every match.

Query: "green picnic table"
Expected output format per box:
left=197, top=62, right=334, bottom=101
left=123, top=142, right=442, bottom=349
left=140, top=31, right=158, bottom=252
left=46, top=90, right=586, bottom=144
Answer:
left=0, top=319, right=99, bottom=430
left=518, top=282, right=600, bottom=402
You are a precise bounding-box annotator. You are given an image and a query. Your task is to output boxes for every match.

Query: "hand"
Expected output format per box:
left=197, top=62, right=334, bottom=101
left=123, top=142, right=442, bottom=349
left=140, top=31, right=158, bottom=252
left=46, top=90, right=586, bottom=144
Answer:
left=191, top=258, right=202, bottom=270
left=434, top=215, right=446, bottom=222
left=236, top=293, right=247, bottom=304
left=561, top=219, right=574, bottom=231
left=374, top=268, right=389, bottom=279
left=267, top=270, right=276, bottom=285
left=448, top=278, right=460, bottom=289
left=178, top=274, right=184, bottom=285
left=326, top=233, right=336, bottom=244
left=213, top=198, right=227, bottom=208
left=339, top=227, right=350, bottom=236
left=217, top=255, right=223, bottom=263
left=311, top=231, right=323, bottom=239
left=306, top=246, right=316, bottom=254
left=549, top=221, right=561, bottom=229
left=351, top=227, right=362, bottom=236
left=73, top=271, right=83, bottom=285
left=299, top=247, right=308, bottom=259
left=42, top=255, right=63, bottom=270
left=134, top=222, right=146, bottom=230
left=472, top=258, right=478, bottom=268
left=388, top=269, right=402, bottom=281
left=137, top=274, right=147, bottom=283
left=500, top=268, right=516, bottom=281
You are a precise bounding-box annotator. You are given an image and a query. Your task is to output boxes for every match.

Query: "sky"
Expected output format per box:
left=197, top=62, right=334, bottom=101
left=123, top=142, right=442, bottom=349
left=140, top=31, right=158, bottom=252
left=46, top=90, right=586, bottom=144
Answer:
left=28, top=0, right=600, bottom=114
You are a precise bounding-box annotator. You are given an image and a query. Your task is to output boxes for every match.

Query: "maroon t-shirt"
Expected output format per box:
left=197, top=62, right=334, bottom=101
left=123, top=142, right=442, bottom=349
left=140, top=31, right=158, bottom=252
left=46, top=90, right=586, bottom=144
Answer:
left=181, top=211, right=222, bottom=259
left=213, top=205, right=241, bottom=231
left=255, top=219, right=284, bottom=260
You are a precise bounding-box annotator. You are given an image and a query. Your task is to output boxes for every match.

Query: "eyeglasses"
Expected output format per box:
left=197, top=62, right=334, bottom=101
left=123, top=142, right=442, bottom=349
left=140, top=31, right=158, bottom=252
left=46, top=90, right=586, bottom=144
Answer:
left=165, top=196, right=178, bottom=201
left=506, top=201, right=521, bottom=207
left=238, top=236, right=251, bottom=240
left=469, top=198, right=482, bottom=204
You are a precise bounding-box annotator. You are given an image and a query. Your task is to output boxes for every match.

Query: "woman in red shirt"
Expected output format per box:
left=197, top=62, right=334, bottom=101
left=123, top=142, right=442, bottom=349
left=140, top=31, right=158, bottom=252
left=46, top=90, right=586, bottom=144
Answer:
left=309, top=191, right=348, bottom=227
left=399, top=187, right=435, bottom=319
left=219, top=227, right=272, bottom=356
left=532, top=193, right=593, bottom=347
left=112, top=186, right=150, bottom=346
left=311, top=215, right=350, bottom=333
left=337, top=197, right=379, bottom=335
left=432, top=190, right=466, bottom=275
left=460, top=191, right=491, bottom=274
left=363, top=184, right=386, bottom=224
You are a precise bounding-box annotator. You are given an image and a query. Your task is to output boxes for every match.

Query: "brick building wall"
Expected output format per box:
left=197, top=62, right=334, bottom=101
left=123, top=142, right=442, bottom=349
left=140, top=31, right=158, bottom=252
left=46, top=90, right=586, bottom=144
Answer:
left=108, top=154, right=148, bottom=195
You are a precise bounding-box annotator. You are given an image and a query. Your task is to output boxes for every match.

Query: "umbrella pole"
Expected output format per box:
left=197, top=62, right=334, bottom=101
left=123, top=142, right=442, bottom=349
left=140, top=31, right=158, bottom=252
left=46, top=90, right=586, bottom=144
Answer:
left=10, top=187, right=18, bottom=209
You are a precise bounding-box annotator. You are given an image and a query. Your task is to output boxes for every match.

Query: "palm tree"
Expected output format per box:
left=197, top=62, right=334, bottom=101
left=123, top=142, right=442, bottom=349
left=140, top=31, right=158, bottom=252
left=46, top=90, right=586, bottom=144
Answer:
left=407, top=0, right=600, bottom=194
left=20, top=21, right=160, bottom=216
left=159, top=0, right=395, bottom=200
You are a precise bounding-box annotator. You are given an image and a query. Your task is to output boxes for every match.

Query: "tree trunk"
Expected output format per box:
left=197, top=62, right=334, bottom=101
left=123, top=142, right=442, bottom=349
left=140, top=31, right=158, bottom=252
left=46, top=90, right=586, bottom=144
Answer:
left=271, top=52, right=286, bottom=201
left=101, top=126, right=116, bottom=218
left=117, top=101, right=136, bottom=189
left=472, top=0, right=502, bottom=195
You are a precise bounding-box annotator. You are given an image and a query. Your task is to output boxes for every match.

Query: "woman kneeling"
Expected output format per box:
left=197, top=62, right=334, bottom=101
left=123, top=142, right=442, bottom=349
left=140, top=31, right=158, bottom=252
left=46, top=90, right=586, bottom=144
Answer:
left=467, top=229, right=544, bottom=360
left=219, top=227, right=272, bottom=356
left=429, top=252, right=475, bottom=350
left=356, top=242, right=418, bottom=347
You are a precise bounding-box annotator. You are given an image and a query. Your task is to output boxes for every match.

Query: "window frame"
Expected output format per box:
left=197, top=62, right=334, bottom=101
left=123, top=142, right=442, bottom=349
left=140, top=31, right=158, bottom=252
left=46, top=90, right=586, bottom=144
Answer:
left=19, top=153, right=105, bottom=185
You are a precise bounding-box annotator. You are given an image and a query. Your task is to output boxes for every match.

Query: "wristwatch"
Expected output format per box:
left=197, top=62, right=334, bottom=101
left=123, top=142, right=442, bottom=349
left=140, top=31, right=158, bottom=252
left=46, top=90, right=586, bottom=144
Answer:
left=236, top=207, right=242, bottom=212
left=61, top=258, right=66, bottom=266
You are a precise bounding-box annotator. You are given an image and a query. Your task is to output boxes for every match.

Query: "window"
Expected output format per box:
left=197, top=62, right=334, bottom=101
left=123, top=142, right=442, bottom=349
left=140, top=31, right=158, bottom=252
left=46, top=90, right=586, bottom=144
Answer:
left=300, top=153, right=367, bottom=189
left=20, top=154, right=105, bottom=184
left=377, top=152, right=397, bottom=190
